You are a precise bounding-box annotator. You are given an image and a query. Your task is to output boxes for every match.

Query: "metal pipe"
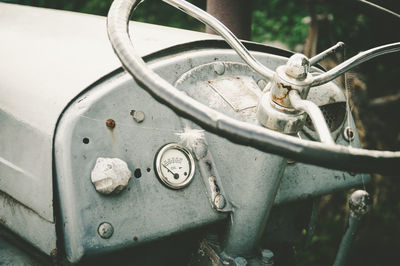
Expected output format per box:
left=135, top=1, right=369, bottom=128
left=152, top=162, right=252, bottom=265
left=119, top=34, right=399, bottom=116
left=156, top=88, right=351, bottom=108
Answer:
left=333, top=190, right=372, bottom=266
left=309, top=42, right=345, bottom=66
left=289, top=90, right=334, bottom=145
left=311, top=42, right=400, bottom=86
left=162, top=0, right=274, bottom=80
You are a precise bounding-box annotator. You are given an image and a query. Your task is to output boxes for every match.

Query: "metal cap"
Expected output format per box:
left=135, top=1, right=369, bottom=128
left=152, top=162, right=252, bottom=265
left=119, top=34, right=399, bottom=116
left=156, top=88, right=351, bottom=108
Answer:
left=349, top=190, right=372, bottom=217
left=285, top=53, right=310, bottom=80
left=91, top=157, right=132, bottom=195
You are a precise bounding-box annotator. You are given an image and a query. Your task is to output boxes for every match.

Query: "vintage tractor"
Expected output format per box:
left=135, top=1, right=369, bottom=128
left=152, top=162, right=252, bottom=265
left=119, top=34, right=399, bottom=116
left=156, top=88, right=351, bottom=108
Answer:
left=0, top=0, right=399, bottom=265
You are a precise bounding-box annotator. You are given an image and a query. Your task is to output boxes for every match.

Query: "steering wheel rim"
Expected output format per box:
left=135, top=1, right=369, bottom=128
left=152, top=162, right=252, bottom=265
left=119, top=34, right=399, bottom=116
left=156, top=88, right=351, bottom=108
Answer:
left=107, top=0, right=400, bottom=174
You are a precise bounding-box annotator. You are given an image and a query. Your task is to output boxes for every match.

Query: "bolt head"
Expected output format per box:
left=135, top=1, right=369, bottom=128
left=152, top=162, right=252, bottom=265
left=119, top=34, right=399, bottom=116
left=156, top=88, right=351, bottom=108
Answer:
left=285, top=53, right=310, bottom=80
left=98, top=222, right=114, bottom=239
left=130, top=110, right=145, bottom=123
left=213, top=62, right=225, bottom=75
left=214, top=194, right=226, bottom=209
left=349, top=190, right=372, bottom=217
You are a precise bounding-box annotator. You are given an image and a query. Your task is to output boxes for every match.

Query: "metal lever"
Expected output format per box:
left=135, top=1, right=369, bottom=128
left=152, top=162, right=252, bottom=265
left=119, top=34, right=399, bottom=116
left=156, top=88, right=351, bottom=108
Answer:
left=309, top=42, right=345, bottom=66
left=311, top=42, right=400, bottom=86
left=333, top=190, right=372, bottom=266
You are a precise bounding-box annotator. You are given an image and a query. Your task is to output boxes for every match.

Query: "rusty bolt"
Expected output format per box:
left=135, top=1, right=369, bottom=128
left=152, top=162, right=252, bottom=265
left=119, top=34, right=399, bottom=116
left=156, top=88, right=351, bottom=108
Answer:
left=130, top=110, right=145, bottom=123
left=106, top=119, right=116, bottom=129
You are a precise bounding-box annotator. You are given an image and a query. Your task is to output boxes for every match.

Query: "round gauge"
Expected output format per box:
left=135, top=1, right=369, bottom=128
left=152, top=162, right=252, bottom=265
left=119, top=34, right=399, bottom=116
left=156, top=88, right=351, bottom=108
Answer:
left=155, top=143, right=195, bottom=189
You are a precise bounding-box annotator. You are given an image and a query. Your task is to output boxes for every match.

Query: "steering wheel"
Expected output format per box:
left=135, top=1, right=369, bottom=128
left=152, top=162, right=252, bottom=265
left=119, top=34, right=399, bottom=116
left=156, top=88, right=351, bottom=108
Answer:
left=107, top=0, right=400, bottom=174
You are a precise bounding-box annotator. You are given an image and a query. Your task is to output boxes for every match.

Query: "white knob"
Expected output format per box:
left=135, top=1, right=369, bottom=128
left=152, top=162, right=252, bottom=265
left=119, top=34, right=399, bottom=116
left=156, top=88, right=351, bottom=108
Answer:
left=91, top=157, right=132, bottom=195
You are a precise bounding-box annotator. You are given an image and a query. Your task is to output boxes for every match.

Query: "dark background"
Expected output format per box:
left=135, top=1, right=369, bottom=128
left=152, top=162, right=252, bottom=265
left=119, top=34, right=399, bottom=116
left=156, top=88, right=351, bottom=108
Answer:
left=1, top=0, right=399, bottom=265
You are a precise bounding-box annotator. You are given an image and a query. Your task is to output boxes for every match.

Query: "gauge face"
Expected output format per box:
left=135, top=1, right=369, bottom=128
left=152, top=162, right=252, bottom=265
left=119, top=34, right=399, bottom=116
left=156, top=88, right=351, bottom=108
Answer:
left=155, top=143, right=195, bottom=189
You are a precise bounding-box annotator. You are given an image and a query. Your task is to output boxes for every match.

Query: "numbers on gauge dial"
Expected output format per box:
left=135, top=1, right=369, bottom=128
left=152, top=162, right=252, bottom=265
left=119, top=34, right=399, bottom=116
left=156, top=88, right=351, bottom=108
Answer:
left=160, top=148, right=191, bottom=184
left=155, top=143, right=195, bottom=189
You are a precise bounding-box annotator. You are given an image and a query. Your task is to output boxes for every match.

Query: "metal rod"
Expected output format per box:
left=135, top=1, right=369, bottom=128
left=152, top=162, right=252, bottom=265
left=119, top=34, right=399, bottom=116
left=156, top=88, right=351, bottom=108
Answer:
left=357, top=0, right=400, bottom=20
left=333, top=190, right=372, bottom=266
left=289, top=90, right=334, bottom=145
left=309, top=42, right=345, bottom=66
left=162, top=0, right=274, bottom=80
left=311, top=42, right=400, bottom=86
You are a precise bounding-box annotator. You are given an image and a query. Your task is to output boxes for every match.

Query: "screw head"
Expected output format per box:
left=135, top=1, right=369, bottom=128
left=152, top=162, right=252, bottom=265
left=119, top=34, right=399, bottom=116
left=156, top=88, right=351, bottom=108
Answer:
left=98, top=222, right=114, bottom=239
left=214, top=194, right=226, bottom=209
left=130, top=110, right=145, bottom=123
left=343, top=126, right=355, bottom=142
left=213, top=62, right=225, bottom=75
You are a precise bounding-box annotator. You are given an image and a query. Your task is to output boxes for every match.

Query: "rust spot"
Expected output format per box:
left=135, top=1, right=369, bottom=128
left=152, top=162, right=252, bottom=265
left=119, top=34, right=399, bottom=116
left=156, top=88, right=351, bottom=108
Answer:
left=205, top=161, right=212, bottom=171
left=50, top=249, right=57, bottom=257
left=272, top=83, right=292, bottom=106
left=106, top=119, right=116, bottom=129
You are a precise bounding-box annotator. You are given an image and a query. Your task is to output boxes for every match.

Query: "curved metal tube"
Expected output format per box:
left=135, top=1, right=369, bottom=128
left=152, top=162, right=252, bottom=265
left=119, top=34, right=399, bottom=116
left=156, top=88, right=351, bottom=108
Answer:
left=107, top=0, right=400, bottom=174
left=357, top=0, right=400, bottom=20
left=311, top=42, right=400, bottom=86
left=162, top=0, right=274, bottom=80
left=289, top=91, right=334, bottom=145
left=309, top=42, right=345, bottom=66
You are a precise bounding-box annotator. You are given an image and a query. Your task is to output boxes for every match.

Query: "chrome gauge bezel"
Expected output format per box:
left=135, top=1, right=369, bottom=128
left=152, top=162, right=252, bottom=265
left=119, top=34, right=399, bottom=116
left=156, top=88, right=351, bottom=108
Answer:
left=154, top=143, right=195, bottom=189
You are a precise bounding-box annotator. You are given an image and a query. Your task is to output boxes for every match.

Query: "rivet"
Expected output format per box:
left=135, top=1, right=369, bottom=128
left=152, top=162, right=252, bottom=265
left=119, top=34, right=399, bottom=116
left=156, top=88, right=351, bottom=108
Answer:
left=98, top=222, right=114, bottom=239
left=214, top=194, right=226, bottom=209
left=106, top=119, right=116, bottom=129
left=257, top=79, right=268, bottom=90
left=343, top=126, right=355, bottom=142
left=130, top=110, right=145, bottom=123
left=213, top=62, right=225, bottom=75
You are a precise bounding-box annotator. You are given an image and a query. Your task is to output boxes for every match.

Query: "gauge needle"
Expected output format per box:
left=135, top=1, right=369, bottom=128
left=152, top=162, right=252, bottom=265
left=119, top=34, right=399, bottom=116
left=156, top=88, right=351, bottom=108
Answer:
left=162, top=164, right=180, bottom=180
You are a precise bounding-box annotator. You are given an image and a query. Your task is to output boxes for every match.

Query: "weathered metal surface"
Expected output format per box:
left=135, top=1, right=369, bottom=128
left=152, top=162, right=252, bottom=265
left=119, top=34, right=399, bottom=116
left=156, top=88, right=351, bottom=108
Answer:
left=0, top=2, right=216, bottom=254
left=54, top=72, right=226, bottom=262
left=333, top=190, right=372, bottom=266
left=54, top=46, right=367, bottom=262
left=0, top=191, right=56, bottom=255
left=0, top=224, right=52, bottom=266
